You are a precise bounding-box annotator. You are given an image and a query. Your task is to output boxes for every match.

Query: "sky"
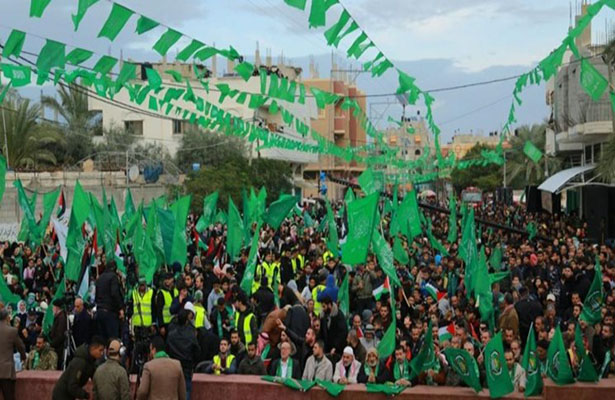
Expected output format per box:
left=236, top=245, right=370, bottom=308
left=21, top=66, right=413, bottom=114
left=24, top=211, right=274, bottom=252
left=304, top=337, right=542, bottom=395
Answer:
left=2, top=0, right=614, bottom=142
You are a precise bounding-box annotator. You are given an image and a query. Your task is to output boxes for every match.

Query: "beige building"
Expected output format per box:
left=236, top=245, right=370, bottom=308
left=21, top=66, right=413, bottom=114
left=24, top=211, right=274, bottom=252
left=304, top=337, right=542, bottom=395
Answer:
left=88, top=51, right=319, bottom=194
left=442, top=132, right=502, bottom=159
left=302, top=76, right=367, bottom=200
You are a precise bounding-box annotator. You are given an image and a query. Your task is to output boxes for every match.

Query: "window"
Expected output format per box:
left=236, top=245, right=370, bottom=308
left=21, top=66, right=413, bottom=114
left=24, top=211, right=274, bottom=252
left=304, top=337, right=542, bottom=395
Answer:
left=124, top=120, right=143, bottom=136
left=585, top=145, right=592, bottom=164
left=593, top=143, right=602, bottom=163
left=172, top=119, right=183, bottom=134
left=91, top=111, right=103, bottom=136
left=415, top=149, right=421, bottom=156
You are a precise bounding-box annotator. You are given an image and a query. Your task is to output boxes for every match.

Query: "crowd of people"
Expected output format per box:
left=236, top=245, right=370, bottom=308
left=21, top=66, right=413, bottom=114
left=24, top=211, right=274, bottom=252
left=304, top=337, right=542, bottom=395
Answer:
left=0, top=191, right=614, bottom=400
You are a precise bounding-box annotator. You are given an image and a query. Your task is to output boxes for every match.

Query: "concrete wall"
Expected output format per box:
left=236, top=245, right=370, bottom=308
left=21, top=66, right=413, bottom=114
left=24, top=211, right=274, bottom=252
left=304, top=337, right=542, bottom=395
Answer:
left=4, top=371, right=614, bottom=400
left=0, top=171, right=168, bottom=230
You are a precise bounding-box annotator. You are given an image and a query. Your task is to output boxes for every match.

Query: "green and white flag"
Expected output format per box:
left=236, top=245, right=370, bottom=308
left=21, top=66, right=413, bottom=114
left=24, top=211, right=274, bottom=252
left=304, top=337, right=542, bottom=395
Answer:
left=443, top=348, right=482, bottom=393
left=579, top=257, right=604, bottom=324
left=546, top=326, right=575, bottom=385
left=523, top=141, right=543, bottom=163
left=575, top=323, right=599, bottom=382
left=342, top=192, right=378, bottom=265
left=522, top=324, right=543, bottom=397
left=447, top=194, right=457, bottom=243
left=484, top=332, right=514, bottom=398
left=409, top=320, right=436, bottom=379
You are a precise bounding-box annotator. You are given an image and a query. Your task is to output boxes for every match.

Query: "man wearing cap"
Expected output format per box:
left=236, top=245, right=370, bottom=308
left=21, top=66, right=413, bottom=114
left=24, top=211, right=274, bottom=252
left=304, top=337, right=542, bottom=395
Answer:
left=333, top=346, right=362, bottom=384
left=192, top=291, right=207, bottom=330
left=92, top=339, right=130, bottom=400
left=360, top=324, right=379, bottom=350
left=129, top=279, right=155, bottom=336
left=155, top=273, right=178, bottom=337
left=49, top=298, right=67, bottom=369
left=137, top=336, right=186, bottom=400
left=95, top=260, right=125, bottom=342
left=0, top=308, right=26, bottom=400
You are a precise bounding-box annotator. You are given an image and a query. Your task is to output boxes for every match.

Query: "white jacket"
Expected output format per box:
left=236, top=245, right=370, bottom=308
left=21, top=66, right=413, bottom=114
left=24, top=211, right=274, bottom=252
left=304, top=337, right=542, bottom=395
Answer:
left=333, top=359, right=362, bottom=384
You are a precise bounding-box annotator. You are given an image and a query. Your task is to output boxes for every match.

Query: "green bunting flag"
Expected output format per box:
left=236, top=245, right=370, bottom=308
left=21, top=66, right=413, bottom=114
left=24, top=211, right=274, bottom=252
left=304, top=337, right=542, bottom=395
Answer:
left=580, top=257, right=604, bottom=324
left=30, top=0, right=52, bottom=18
left=135, top=16, right=159, bottom=35
left=342, top=192, right=378, bottom=265
left=324, top=10, right=350, bottom=46
left=227, top=197, right=244, bottom=261
left=523, top=141, right=543, bottom=163
left=575, top=323, right=599, bottom=382
left=522, top=324, right=543, bottom=397
left=580, top=59, right=608, bottom=101
left=447, top=194, right=457, bottom=243
left=72, top=0, right=99, bottom=30
left=443, top=348, right=482, bottom=393
left=284, top=0, right=307, bottom=10
left=484, top=332, right=514, bottom=398
left=153, top=28, right=183, bottom=57
left=263, top=194, right=299, bottom=230
left=177, top=39, right=205, bottom=62
left=308, top=0, right=339, bottom=28
left=98, top=3, right=134, bottom=41
left=546, top=326, right=575, bottom=385
left=66, top=48, right=94, bottom=66
left=36, top=39, right=65, bottom=85
left=3, top=30, right=26, bottom=59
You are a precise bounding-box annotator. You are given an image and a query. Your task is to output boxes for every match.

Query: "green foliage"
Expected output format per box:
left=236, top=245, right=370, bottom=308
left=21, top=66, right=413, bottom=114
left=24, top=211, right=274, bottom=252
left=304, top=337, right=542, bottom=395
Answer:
left=180, top=131, right=292, bottom=213
left=0, top=95, right=63, bottom=169
left=597, top=133, right=615, bottom=183
left=451, top=144, right=502, bottom=192
left=94, top=124, right=135, bottom=154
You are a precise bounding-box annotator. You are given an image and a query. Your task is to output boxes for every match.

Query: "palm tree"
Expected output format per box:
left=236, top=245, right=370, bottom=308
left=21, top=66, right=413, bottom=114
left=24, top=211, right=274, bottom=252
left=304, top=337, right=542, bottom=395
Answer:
left=597, top=37, right=615, bottom=183
left=505, top=123, right=562, bottom=188
left=41, top=83, right=98, bottom=164
left=0, top=96, right=63, bottom=169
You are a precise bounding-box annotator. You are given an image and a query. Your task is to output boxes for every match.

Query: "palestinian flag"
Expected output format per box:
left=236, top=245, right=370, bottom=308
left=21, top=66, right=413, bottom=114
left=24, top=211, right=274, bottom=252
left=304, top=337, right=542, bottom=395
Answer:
left=372, top=276, right=390, bottom=301
left=438, top=323, right=455, bottom=342
left=114, top=236, right=126, bottom=274
left=56, top=189, right=66, bottom=219
left=424, top=282, right=445, bottom=301
left=192, top=228, right=208, bottom=251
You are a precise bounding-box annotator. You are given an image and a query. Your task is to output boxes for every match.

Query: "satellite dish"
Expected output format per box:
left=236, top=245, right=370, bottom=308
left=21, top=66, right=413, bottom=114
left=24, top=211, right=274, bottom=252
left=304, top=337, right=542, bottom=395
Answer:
left=128, top=165, right=140, bottom=182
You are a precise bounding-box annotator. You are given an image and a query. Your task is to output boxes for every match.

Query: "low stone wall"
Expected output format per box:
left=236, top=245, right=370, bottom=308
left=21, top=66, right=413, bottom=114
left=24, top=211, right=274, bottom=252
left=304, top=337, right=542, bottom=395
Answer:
left=3, top=371, right=614, bottom=400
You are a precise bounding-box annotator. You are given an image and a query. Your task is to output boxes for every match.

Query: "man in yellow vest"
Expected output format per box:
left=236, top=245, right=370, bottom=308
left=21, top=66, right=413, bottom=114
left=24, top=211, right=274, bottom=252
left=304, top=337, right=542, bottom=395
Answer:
left=233, top=292, right=257, bottom=346
left=311, top=271, right=328, bottom=317
left=207, top=338, right=236, bottom=374
left=192, top=290, right=207, bottom=330
left=155, top=273, right=178, bottom=337
left=131, top=279, right=155, bottom=336
left=254, top=251, right=278, bottom=293
left=291, top=247, right=306, bottom=277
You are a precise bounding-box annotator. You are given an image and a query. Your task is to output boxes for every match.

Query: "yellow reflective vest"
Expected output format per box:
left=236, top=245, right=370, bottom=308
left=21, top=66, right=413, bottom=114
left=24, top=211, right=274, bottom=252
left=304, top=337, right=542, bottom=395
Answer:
left=160, top=288, right=178, bottom=324
left=291, top=255, right=305, bottom=275
left=194, top=304, right=206, bottom=329
left=234, top=312, right=256, bottom=344
left=212, top=354, right=235, bottom=375
left=312, top=284, right=326, bottom=317
left=132, top=288, right=154, bottom=327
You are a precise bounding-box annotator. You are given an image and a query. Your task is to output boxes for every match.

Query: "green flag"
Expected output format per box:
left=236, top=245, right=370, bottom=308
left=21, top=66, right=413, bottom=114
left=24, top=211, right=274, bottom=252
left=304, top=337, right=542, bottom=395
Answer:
left=372, top=230, right=402, bottom=288
left=30, top=0, right=52, bottom=18
left=263, top=194, right=299, bottom=230
left=460, top=207, right=478, bottom=299
left=426, top=220, right=449, bottom=256
left=342, top=193, right=378, bottom=265
left=489, top=245, right=502, bottom=270
left=0, top=269, right=21, bottom=305
left=366, top=384, right=406, bottom=396
left=146, top=204, right=165, bottom=269
left=522, top=324, right=543, bottom=397
left=43, top=280, right=65, bottom=336
left=484, top=332, right=514, bottom=398
left=338, top=272, right=350, bottom=317
left=153, top=28, right=183, bottom=57
left=14, top=180, right=39, bottom=245
left=393, top=237, right=409, bottom=265
left=546, top=326, right=575, bottom=385
left=201, top=191, right=219, bottom=229
left=523, top=141, right=543, bottom=163
left=240, top=222, right=262, bottom=294
left=121, top=188, right=136, bottom=226
left=98, top=3, right=134, bottom=41
left=358, top=168, right=379, bottom=195
left=169, top=196, right=191, bottom=266
left=447, top=194, right=457, bottom=243
left=344, top=187, right=355, bottom=203
left=284, top=0, right=307, bottom=10
left=575, top=323, right=599, bottom=382
left=261, top=376, right=316, bottom=392
left=324, top=199, right=339, bottom=254
left=475, top=247, right=494, bottom=325
left=72, top=0, right=99, bottom=30
left=580, top=257, right=604, bottom=324
left=397, top=190, right=422, bottom=240
left=134, top=219, right=157, bottom=284
left=580, top=59, right=608, bottom=101
left=377, top=287, right=397, bottom=359
left=316, top=379, right=345, bottom=397
left=410, top=321, right=435, bottom=379
left=227, top=198, right=244, bottom=261
left=443, top=348, right=482, bottom=393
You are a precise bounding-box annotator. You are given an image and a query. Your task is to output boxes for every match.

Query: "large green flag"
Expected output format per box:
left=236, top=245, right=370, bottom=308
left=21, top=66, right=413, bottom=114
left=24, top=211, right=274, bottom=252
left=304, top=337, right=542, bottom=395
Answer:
left=227, top=197, right=244, bottom=261
left=460, top=207, right=478, bottom=299
left=580, top=257, right=604, bottom=324
left=406, top=190, right=422, bottom=238
left=443, top=348, right=482, bottom=393
left=201, top=191, right=219, bottom=229
left=575, top=323, right=599, bottom=382
left=393, top=237, right=409, bottom=265
left=372, top=230, right=401, bottom=288
left=409, top=321, right=435, bottom=379
left=263, top=194, right=299, bottom=230
left=475, top=247, right=494, bottom=326
left=395, top=190, right=421, bottom=241
left=447, top=194, right=457, bottom=243
left=489, top=244, right=502, bottom=270
left=342, top=192, right=378, bottom=265
left=316, top=379, right=345, bottom=397
left=65, top=183, right=90, bottom=281
left=377, top=286, right=397, bottom=359
left=484, top=332, right=514, bottom=398
left=358, top=168, right=381, bottom=195
left=338, top=272, right=350, bottom=317
left=122, top=188, right=136, bottom=227
left=522, top=324, right=543, bottom=397
left=240, top=222, right=262, bottom=294
left=523, top=141, right=543, bottom=163
left=14, top=180, right=39, bottom=244
left=134, top=219, right=157, bottom=284
left=0, top=269, right=21, bottom=305
left=324, top=198, right=339, bottom=254
left=0, top=155, right=6, bottom=205
left=43, top=280, right=65, bottom=336
left=546, top=326, right=575, bottom=385
left=169, top=195, right=191, bottom=266
left=146, top=203, right=165, bottom=269
left=157, top=208, right=175, bottom=266
left=426, top=220, right=449, bottom=256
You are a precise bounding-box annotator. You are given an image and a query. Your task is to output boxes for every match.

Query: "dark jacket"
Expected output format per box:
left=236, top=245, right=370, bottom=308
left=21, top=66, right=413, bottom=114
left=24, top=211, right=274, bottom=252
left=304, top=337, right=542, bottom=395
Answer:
left=320, top=304, right=348, bottom=355
left=0, top=322, right=26, bottom=380
left=72, top=309, right=92, bottom=347
left=514, top=297, right=542, bottom=341
left=49, top=310, right=67, bottom=359
left=268, top=357, right=301, bottom=379
left=167, top=324, right=200, bottom=372
left=357, top=360, right=387, bottom=384
left=237, top=355, right=267, bottom=375
left=95, top=269, right=124, bottom=313
left=52, top=344, right=98, bottom=400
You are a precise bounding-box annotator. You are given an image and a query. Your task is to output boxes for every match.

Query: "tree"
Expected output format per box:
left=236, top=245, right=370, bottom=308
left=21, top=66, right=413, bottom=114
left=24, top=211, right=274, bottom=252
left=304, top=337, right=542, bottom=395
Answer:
left=597, top=135, right=615, bottom=183
left=175, top=128, right=246, bottom=171
left=0, top=96, right=62, bottom=170
left=41, top=83, right=99, bottom=164
left=451, top=144, right=502, bottom=192
left=505, top=124, right=562, bottom=188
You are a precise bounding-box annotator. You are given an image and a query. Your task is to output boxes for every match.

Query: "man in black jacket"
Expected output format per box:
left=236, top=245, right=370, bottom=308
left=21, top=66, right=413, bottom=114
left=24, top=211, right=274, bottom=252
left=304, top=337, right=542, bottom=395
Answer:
left=514, top=286, right=543, bottom=344
left=51, top=336, right=105, bottom=400
left=48, top=298, right=67, bottom=369
left=95, top=261, right=124, bottom=341
left=167, top=310, right=200, bottom=400
left=319, top=296, right=348, bottom=358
